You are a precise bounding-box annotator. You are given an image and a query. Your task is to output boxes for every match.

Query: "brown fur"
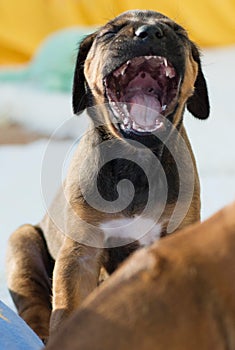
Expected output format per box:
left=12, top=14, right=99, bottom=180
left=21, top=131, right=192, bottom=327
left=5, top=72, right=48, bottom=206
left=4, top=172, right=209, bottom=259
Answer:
left=46, top=202, right=235, bottom=350
left=6, top=10, right=209, bottom=340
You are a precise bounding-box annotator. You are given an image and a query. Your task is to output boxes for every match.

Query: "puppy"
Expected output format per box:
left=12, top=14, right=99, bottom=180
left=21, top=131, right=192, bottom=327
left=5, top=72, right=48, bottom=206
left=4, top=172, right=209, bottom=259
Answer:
left=6, top=10, right=209, bottom=340
left=46, top=202, right=235, bottom=350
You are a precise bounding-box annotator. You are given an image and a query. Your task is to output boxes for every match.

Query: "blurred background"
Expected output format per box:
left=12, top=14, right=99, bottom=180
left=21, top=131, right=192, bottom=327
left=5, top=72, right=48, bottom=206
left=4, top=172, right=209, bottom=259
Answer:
left=0, top=0, right=235, bottom=307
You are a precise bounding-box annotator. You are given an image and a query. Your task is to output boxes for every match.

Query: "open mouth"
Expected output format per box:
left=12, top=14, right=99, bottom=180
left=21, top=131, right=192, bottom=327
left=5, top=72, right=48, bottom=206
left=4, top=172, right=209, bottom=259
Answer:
left=104, top=56, right=181, bottom=133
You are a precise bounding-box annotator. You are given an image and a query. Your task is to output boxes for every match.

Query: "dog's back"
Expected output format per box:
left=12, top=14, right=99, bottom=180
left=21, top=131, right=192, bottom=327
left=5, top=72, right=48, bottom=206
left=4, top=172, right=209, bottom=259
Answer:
left=46, top=202, right=235, bottom=350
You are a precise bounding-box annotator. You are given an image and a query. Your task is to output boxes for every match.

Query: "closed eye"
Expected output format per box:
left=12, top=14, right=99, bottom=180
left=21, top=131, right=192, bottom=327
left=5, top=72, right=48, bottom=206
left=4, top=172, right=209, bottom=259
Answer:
left=101, top=31, right=117, bottom=39
left=97, top=24, right=128, bottom=40
left=164, top=21, right=188, bottom=38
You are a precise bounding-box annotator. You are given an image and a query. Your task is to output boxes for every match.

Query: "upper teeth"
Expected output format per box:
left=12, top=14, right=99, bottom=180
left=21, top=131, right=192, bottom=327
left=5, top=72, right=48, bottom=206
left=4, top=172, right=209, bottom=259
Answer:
left=145, top=56, right=153, bottom=60
left=113, top=56, right=175, bottom=78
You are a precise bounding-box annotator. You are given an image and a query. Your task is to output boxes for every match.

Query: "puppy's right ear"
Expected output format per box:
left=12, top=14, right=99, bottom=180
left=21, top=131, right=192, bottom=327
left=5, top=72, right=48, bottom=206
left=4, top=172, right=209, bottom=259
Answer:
left=72, top=32, right=97, bottom=114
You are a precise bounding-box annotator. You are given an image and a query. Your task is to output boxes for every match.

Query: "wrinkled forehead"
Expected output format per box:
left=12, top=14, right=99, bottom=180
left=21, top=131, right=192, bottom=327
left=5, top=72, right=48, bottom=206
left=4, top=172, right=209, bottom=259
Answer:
left=107, top=10, right=170, bottom=26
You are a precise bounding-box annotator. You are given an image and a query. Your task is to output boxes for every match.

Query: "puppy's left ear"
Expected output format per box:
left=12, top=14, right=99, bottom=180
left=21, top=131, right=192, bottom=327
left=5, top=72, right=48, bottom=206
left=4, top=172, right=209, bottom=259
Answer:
left=187, top=43, right=210, bottom=119
left=73, top=32, right=97, bottom=115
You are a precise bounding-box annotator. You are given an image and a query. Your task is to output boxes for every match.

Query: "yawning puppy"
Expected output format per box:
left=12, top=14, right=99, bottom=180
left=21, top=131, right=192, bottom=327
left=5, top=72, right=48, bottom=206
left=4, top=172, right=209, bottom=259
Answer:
left=6, top=10, right=209, bottom=340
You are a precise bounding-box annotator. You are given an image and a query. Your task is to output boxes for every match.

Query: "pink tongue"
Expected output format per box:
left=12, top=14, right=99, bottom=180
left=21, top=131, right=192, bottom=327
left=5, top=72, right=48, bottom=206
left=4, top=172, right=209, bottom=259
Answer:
left=128, top=93, right=162, bottom=128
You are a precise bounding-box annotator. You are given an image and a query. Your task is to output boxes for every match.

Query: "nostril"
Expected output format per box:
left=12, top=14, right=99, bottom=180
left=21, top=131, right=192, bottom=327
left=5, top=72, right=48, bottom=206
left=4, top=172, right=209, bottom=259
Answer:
left=155, top=28, right=164, bottom=39
left=138, top=31, right=148, bottom=39
left=135, top=25, right=164, bottom=40
left=135, top=26, right=148, bottom=39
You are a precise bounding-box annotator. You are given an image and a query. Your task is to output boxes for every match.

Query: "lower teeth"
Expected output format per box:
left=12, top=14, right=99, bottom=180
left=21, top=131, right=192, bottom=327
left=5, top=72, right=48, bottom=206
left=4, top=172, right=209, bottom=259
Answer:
left=110, top=101, right=165, bottom=133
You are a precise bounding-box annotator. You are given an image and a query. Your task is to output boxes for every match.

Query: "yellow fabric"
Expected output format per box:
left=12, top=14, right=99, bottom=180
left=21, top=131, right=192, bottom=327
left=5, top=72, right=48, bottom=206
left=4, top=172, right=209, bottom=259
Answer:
left=0, top=0, right=235, bottom=64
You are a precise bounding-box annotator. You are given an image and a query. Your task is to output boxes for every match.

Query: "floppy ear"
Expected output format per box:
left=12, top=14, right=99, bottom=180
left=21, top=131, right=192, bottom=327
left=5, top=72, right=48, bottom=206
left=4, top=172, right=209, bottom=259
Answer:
left=72, top=32, right=97, bottom=114
left=187, top=43, right=210, bottom=119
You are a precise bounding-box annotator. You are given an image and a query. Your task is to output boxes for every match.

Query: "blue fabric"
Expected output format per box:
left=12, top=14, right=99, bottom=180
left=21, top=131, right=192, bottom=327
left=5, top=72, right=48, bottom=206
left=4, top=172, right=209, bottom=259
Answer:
left=0, top=301, right=43, bottom=350
left=0, top=27, right=92, bottom=92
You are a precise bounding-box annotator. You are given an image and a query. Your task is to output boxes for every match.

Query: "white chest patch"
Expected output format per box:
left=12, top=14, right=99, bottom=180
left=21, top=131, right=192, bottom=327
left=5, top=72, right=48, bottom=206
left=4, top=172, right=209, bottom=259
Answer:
left=100, top=216, right=162, bottom=248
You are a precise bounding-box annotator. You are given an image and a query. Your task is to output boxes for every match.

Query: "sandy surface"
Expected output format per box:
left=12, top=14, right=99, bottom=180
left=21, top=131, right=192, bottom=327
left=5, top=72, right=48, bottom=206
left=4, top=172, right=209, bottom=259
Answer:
left=0, top=123, right=46, bottom=144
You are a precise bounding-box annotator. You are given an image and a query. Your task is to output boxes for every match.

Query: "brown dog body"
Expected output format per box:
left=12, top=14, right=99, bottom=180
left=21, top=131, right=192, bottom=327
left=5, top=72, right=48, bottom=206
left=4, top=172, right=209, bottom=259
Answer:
left=46, top=202, right=235, bottom=350
left=6, top=10, right=209, bottom=340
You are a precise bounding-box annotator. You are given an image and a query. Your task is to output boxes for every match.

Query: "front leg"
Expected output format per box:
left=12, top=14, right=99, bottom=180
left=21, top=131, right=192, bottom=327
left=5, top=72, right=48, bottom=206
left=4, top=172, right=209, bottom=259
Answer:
left=50, top=237, right=104, bottom=335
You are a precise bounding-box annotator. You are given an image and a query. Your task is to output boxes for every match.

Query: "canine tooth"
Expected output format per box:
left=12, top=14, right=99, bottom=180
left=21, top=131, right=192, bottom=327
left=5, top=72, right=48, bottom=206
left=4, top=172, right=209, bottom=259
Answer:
left=163, top=58, right=168, bottom=67
left=165, top=66, right=173, bottom=77
left=164, top=65, right=175, bottom=78
left=121, top=65, right=128, bottom=75
left=162, top=105, right=167, bottom=111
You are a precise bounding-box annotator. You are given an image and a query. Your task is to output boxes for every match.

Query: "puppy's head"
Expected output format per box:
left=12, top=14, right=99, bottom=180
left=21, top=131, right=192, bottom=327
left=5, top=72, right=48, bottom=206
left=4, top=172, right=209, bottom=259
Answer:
left=73, top=10, right=209, bottom=142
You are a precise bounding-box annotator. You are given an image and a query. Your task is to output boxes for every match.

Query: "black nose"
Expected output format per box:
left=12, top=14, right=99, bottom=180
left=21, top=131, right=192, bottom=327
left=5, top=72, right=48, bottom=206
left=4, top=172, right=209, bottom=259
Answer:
left=135, top=24, right=164, bottom=40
